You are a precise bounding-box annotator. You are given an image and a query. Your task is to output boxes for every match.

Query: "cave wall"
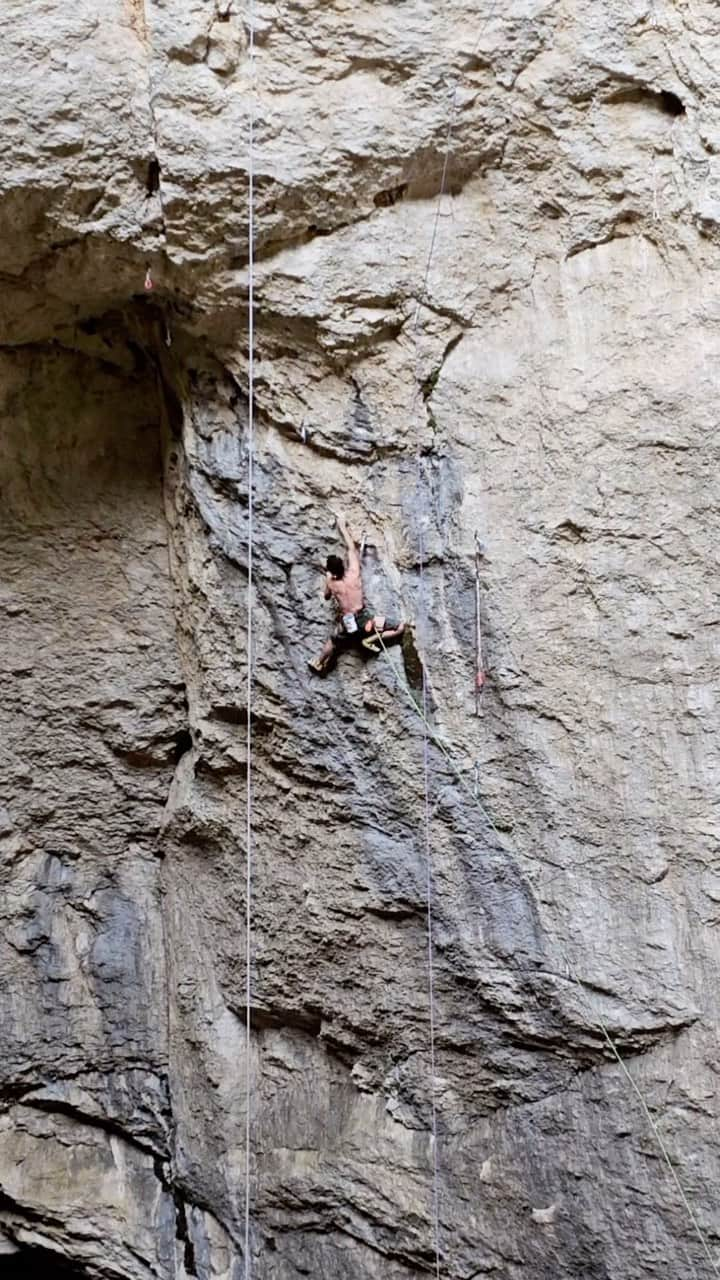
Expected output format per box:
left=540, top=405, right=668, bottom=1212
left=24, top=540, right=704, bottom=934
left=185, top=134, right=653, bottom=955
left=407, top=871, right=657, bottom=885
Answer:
left=1, top=1, right=720, bottom=1277
left=0, top=343, right=185, bottom=1274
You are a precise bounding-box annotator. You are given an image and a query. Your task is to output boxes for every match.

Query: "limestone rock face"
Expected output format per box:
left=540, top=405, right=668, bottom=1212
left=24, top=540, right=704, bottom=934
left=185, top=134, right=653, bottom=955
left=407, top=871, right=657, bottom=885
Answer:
left=1, top=1, right=719, bottom=1277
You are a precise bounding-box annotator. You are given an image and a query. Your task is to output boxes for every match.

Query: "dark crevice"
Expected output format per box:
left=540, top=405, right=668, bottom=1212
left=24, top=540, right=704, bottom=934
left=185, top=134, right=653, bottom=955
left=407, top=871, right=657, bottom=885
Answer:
left=0, top=1080, right=36, bottom=1107
left=208, top=703, right=277, bottom=734
left=174, top=1191, right=198, bottom=1276
left=552, top=519, right=587, bottom=543
left=421, top=331, right=463, bottom=402
left=173, top=728, right=193, bottom=762
left=146, top=157, right=161, bottom=196
left=631, top=438, right=691, bottom=452
left=400, top=625, right=426, bottom=693
left=606, top=84, right=686, bottom=117
left=2, top=1245, right=92, bottom=1279
left=114, top=740, right=187, bottom=769
left=246, top=1005, right=323, bottom=1037
left=363, top=902, right=419, bottom=921
left=229, top=1005, right=373, bottom=1068
left=117, top=748, right=165, bottom=768
left=373, top=182, right=408, bottom=208
left=658, top=89, right=686, bottom=117
left=538, top=199, right=567, bottom=220
left=566, top=231, right=621, bottom=260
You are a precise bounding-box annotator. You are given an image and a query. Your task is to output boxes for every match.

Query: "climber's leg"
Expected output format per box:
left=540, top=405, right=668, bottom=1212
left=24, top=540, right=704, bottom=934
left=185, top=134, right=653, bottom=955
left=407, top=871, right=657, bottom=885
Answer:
left=308, top=635, right=337, bottom=675
left=308, top=621, right=354, bottom=674
left=361, top=618, right=405, bottom=653
left=381, top=621, right=405, bottom=644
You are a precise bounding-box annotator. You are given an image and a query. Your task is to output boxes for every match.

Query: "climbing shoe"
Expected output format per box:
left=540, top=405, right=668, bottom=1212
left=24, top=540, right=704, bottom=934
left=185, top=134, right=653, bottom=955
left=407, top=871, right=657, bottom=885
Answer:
left=361, top=632, right=382, bottom=654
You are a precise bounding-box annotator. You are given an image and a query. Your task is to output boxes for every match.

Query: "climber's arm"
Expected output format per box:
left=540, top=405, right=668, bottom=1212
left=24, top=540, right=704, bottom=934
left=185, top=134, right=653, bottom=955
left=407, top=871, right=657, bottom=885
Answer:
left=324, top=573, right=333, bottom=600
left=336, top=514, right=361, bottom=576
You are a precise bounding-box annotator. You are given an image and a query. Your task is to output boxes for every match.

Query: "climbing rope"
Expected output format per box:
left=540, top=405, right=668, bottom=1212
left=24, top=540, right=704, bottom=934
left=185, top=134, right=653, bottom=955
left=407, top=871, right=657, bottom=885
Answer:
left=415, top=499, right=442, bottom=1278
left=372, top=630, right=719, bottom=1279
left=411, top=77, right=463, bottom=1280
left=409, top=11, right=501, bottom=1269
left=244, top=1, right=256, bottom=1274
left=474, top=533, right=486, bottom=713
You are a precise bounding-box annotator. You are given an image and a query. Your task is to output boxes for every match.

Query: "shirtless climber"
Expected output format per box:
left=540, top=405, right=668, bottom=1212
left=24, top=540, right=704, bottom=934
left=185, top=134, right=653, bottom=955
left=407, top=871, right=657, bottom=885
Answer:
left=308, top=515, right=405, bottom=675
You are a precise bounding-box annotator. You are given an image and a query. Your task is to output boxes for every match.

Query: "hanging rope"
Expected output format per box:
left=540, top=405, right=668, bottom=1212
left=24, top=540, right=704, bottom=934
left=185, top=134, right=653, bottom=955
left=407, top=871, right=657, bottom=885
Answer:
left=409, top=10, right=501, bottom=1269
left=474, top=532, right=486, bottom=714
left=415, top=496, right=442, bottom=1278
left=412, top=85, right=459, bottom=1280
left=244, top=1, right=256, bottom=1274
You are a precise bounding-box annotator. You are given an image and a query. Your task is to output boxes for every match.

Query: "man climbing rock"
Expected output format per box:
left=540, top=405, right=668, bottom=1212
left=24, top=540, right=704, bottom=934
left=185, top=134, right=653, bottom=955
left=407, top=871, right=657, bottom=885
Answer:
left=308, top=514, right=405, bottom=675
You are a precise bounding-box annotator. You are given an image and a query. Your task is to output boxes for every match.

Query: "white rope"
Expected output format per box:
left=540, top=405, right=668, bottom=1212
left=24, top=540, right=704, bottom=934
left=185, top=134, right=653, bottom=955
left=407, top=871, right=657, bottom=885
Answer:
left=416, top=507, right=442, bottom=1278
left=410, top=10, right=501, bottom=1268
left=412, top=92, right=457, bottom=332
left=412, top=108, right=454, bottom=1280
left=244, top=1, right=256, bottom=1275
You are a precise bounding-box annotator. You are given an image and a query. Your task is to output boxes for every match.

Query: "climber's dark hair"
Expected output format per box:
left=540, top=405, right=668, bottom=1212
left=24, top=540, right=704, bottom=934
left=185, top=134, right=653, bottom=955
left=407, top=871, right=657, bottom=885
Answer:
left=326, top=554, right=345, bottom=579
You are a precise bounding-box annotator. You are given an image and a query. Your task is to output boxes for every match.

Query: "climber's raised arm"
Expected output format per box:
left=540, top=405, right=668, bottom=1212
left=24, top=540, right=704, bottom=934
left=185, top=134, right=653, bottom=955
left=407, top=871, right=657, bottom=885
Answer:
left=336, top=513, right=361, bottom=578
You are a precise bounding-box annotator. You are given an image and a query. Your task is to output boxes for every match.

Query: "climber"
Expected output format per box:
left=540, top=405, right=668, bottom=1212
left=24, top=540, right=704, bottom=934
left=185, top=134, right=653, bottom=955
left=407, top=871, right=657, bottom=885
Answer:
left=308, top=514, right=405, bottom=675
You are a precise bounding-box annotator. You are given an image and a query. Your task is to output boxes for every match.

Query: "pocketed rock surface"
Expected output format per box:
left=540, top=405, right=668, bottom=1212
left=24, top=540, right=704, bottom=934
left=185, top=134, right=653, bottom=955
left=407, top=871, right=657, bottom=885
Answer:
left=1, top=1, right=719, bottom=1276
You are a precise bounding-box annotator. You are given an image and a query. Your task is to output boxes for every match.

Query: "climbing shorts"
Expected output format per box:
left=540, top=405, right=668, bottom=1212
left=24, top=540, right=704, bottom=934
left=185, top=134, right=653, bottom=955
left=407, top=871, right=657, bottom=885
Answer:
left=332, top=608, right=397, bottom=653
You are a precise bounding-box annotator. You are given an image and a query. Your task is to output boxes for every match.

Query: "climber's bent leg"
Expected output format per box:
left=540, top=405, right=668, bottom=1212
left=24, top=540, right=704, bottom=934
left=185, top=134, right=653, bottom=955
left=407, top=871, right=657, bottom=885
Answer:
left=308, top=635, right=337, bottom=675
left=381, top=621, right=405, bottom=644
left=361, top=618, right=405, bottom=653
